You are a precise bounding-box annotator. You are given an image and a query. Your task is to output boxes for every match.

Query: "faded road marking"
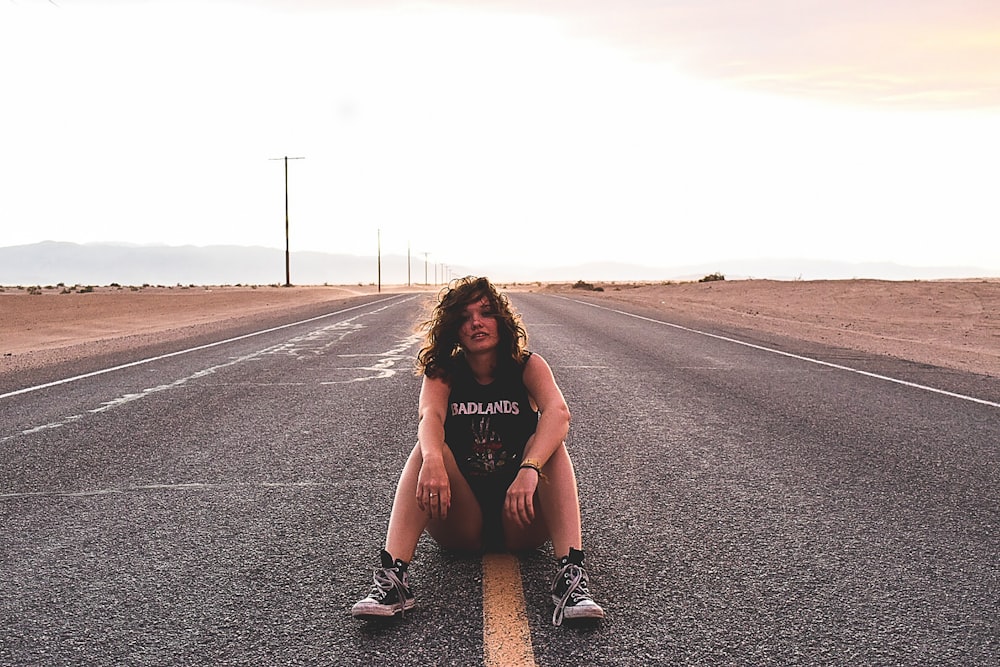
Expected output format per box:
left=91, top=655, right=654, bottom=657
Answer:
left=1, top=295, right=408, bottom=401
left=320, top=333, right=423, bottom=384
left=2, top=296, right=418, bottom=443
left=2, top=344, right=287, bottom=443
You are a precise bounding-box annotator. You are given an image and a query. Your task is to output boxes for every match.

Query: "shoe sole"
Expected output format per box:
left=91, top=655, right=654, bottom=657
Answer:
left=351, top=599, right=417, bottom=619
left=551, top=595, right=605, bottom=621
left=562, top=606, right=605, bottom=620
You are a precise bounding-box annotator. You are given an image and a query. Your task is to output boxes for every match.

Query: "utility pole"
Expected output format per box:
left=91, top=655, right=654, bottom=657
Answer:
left=424, top=252, right=429, bottom=285
left=407, top=241, right=411, bottom=287
left=377, top=228, right=382, bottom=293
left=268, top=155, right=305, bottom=287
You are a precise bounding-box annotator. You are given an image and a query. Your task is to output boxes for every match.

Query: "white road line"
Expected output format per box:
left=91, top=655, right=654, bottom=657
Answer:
left=1, top=295, right=408, bottom=401
left=1, top=342, right=296, bottom=444
left=2, top=295, right=418, bottom=443
left=0, top=480, right=328, bottom=500
left=565, top=297, right=1000, bottom=409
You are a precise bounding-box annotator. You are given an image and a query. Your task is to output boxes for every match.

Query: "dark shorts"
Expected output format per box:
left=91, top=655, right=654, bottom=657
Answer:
left=465, top=472, right=516, bottom=552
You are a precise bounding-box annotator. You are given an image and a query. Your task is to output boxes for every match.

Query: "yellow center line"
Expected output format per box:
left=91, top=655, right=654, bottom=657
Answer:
left=482, top=553, right=537, bottom=667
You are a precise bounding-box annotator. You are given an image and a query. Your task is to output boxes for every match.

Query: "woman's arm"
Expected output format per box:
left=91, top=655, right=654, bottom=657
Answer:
left=415, top=374, right=453, bottom=518
left=505, top=353, right=572, bottom=526
left=522, top=352, right=571, bottom=465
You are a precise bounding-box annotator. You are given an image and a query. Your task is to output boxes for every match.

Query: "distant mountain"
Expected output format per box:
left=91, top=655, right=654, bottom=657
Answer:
left=0, top=242, right=994, bottom=286
left=0, top=241, right=404, bottom=286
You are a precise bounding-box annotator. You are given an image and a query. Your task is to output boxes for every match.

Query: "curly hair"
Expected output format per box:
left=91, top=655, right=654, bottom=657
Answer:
left=415, top=276, right=528, bottom=379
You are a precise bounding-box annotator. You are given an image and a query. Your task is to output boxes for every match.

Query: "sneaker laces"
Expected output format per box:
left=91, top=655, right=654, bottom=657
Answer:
left=552, top=562, right=593, bottom=626
left=368, top=565, right=410, bottom=614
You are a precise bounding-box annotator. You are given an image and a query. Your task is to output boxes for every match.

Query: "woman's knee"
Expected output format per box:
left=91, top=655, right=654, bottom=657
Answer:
left=545, top=441, right=574, bottom=470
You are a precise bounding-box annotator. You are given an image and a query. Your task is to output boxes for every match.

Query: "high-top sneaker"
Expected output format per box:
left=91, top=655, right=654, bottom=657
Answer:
left=351, top=549, right=416, bottom=619
left=550, top=547, right=605, bottom=626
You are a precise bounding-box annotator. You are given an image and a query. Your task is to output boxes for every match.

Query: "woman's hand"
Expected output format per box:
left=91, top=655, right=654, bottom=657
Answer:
left=416, top=456, right=451, bottom=520
left=415, top=374, right=452, bottom=520
left=504, top=467, right=539, bottom=528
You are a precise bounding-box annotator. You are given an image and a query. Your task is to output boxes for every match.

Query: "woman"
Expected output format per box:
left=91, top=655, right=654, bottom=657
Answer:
left=351, top=277, right=604, bottom=626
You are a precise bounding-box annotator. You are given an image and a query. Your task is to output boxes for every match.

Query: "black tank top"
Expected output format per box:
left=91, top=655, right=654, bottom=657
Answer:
left=444, top=352, right=539, bottom=481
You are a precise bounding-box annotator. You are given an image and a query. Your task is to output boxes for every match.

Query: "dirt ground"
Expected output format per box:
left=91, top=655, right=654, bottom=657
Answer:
left=2, top=279, right=998, bottom=378
left=0, top=284, right=407, bottom=375
left=540, top=278, right=999, bottom=377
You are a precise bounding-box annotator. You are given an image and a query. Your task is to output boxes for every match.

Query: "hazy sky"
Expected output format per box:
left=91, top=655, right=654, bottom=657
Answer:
left=2, top=0, right=999, bottom=275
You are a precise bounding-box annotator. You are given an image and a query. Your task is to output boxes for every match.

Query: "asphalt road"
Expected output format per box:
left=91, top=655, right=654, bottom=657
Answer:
left=1, top=292, right=997, bottom=666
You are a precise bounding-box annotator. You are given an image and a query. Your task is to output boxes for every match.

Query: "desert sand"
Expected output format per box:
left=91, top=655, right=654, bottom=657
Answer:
left=0, top=284, right=397, bottom=375
left=541, top=279, right=1000, bottom=378
left=2, top=279, right=998, bottom=379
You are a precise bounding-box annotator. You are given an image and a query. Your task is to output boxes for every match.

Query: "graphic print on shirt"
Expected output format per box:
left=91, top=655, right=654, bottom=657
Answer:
left=470, top=415, right=508, bottom=474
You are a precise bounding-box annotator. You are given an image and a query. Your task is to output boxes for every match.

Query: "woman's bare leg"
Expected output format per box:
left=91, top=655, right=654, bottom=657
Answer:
left=504, top=443, right=582, bottom=557
left=503, top=496, right=549, bottom=552
left=385, top=444, right=484, bottom=562
left=386, top=442, right=583, bottom=560
left=537, top=444, right=583, bottom=558
left=424, top=446, right=484, bottom=552
left=383, top=445, right=430, bottom=563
